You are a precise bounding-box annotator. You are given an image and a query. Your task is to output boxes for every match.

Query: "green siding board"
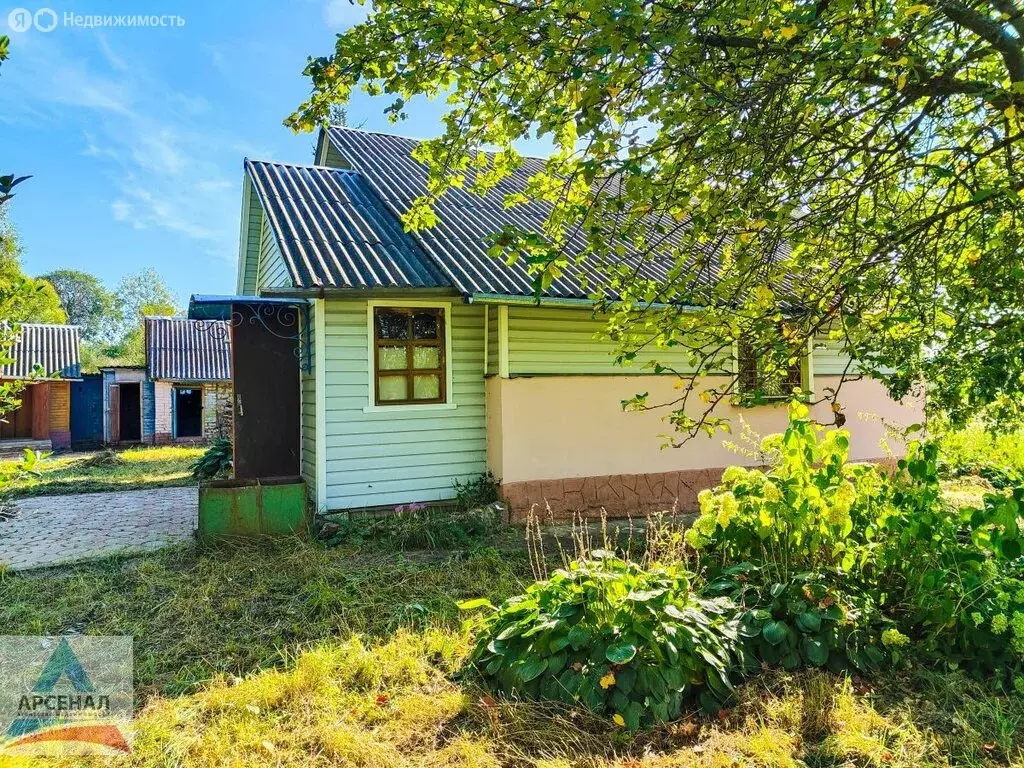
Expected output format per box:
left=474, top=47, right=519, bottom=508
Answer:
left=506, top=307, right=861, bottom=380
left=507, top=306, right=700, bottom=376
left=812, top=334, right=857, bottom=375
left=256, top=215, right=292, bottom=292
left=486, top=305, right=499, bottom=376
left=239, top=179, right=264, bottom=296
left=321, top=141, right=349, bottom=169
left=321, top=299, right=487, bottom=510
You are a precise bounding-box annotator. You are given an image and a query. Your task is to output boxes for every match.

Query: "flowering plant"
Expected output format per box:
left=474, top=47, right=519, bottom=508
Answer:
left=686, top=401, right=893, bottom=577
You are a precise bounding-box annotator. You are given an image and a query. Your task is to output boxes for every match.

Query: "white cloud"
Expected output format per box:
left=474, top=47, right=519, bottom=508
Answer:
left=111, top=200, right=133, bottom=222
left=0, top=35, right=242, bottom=261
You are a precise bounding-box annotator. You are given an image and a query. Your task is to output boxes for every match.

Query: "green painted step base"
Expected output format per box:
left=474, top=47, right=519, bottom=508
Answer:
left=198, top=477, right=308, bottom=538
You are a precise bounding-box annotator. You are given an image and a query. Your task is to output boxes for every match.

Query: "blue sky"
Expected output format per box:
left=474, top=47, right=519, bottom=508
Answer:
left=0, top=0, right=473, bottom=307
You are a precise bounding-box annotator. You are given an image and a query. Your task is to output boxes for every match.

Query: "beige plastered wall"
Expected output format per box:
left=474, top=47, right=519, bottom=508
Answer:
left=487, top=375, right=924, bottom=485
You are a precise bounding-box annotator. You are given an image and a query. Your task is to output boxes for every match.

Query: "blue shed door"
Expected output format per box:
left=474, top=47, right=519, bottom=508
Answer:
left=70, top=374, right=104, bottom=446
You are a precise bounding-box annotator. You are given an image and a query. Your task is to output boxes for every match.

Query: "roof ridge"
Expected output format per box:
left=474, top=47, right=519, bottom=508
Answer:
left=9, top=322, right=82, bottom=332
left=244, top=157, right=361, bottom=175
left=325, top=125, right=551, bottom=162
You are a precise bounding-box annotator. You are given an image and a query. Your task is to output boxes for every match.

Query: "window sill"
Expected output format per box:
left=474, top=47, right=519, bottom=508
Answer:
left=362, top=402, right=458, bottom=414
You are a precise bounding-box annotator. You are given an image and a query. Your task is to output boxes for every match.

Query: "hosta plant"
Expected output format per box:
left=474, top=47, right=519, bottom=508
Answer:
left=703, top=565, right=889, bottom=674
left=461, top=552, right=741, bottom=729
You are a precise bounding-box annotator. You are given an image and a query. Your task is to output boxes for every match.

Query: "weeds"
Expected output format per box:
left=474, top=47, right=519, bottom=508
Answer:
left=13, top=633, right=1022, bottom=767
left=0, top=539, right=531, bottom=700
left=322, top=504, right=504, bottom=550
left=454, top=470, right=502, bottom=510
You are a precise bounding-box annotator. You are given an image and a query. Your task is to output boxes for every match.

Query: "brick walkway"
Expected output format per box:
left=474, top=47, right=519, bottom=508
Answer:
left=0, top=487, right=197, bottom=571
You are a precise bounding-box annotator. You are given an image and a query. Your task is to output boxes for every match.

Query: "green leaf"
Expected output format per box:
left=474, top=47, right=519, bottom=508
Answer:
left=795, top=611, right=821, bottom=633
left=606, top=642, right=638, bottom=664
left=567, top=625, right=591, bottom=651
left=763, top=621, right=788, bottom=646
left=615, top=665, right=637, bottom=694
left=1000, top=538, right=1021, bottom=559
left=624, top=700, right=644, bottom=731
left=802, top=636, right=829, bottom=666
left=519, top=656, right=548, bottom=683
left=457, top=598, right=495, bottom=611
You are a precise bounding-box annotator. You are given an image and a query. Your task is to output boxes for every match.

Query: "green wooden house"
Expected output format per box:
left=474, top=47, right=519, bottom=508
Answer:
left=231, top=127, right=922, bottom=519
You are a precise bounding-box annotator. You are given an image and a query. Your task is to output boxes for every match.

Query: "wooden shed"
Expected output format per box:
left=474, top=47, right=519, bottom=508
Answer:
left=0, top=323, right=82, bottom=452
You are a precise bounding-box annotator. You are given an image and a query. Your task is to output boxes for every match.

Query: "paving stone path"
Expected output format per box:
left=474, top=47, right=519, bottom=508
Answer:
left=0, top=487, right=197, bottom=571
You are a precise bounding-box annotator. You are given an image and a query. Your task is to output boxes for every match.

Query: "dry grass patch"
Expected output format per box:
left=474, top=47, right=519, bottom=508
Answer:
left=10, top=632, right=1020, bottom=768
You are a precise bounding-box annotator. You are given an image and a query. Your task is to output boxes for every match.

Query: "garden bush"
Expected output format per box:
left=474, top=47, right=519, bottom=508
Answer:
left=704, top=565, right=892, bottom=674
left=191, top=437, right=233, bottom=481
left=465, top=403, right=1024, bottom=731
left=462, top=552, right=742, bottom=729
left=687, top=401, right=1024, bottom=690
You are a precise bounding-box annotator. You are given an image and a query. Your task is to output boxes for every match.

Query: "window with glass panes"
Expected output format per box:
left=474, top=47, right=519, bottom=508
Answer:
left=373, top=307, right=446, bottom=405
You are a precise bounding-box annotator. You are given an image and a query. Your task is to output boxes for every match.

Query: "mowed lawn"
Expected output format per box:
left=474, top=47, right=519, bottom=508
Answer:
left=0, top=445, right=204, bottom=497
left=1, top=539, right=1022, bottom=768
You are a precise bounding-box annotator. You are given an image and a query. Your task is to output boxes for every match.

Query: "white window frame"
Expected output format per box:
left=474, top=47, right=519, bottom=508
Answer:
left=364, top=299, right=456, bottom=413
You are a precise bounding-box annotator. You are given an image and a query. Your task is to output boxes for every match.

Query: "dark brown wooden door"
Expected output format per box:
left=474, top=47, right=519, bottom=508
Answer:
left=109, top=384, right=120, bottom=444
left=231, top=305, right=300, bottom=479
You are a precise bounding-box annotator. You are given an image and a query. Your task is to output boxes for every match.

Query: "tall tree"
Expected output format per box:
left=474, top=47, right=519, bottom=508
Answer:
left=290, top=0, right=1024, bottom=438
left=41, top=269, right=114, bottom=341
left=0, top=213, right=66, bottom=324
left=105, top=267, right=178, bottom=342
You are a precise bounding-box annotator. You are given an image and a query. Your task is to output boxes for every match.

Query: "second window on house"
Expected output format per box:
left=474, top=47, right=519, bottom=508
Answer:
left=737, top=338, right=806, bottom=399
left=373, top=307, right=446, bottom=405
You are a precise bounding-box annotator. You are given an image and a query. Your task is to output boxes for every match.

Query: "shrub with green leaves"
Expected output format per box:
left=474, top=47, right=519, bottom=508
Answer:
left=462, top=552, right=741, bottom=729
left=191, top=438, right=232, bottom=481
left=704, top=565, right=890, bottom=674
left=685, top=400, right=895, bottom=577
left=688, top=402, right=1024, bottom=690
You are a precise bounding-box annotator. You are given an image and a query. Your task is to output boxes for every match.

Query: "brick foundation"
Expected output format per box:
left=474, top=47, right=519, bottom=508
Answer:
left=501, top=459, right=903, bottom=522
left=501, top=467, right=726, bottom=522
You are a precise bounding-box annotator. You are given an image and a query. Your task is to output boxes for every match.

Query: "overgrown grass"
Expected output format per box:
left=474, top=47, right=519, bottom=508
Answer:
left=2, top=538, right=1022, bottom=766
left=0, top=539, right=531, bottom=700
left=936, top=423, right=1024, bottom=486
left=15, top=632, right=1024, bottom=767
left=0, top=445, right=204, bottom=497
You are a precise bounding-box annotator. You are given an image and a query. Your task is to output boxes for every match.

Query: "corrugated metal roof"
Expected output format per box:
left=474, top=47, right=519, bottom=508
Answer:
left=145, top=317, right=232, bottom=382
left=245, top=159, right=448, bottom=290
left=324, top=127, right=733, bottom=300
left=1, top=323, right=81, bottom=380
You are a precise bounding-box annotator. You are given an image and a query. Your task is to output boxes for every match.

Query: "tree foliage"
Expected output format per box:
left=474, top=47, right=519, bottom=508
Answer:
left=290, top=0, right=1024, bottom=437
left=0, top=213, right=66, bottom=325
left=41, top=269, right=115, bottom=341
left=81, top=268, right=178, bottom=368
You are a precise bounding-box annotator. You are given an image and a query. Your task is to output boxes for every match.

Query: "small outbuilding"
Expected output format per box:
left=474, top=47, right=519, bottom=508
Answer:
left=99, top=318, right=233, bottom=445
left=0, top=323, right=82, bottom=452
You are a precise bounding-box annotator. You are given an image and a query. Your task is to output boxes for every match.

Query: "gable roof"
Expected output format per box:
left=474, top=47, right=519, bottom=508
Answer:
left=1, top=323, right=81, bottom=380
left=323, top=127, right=723, bottom=300
left=244, top=159, right=447, bottom=291
left=145, top=317, right=232, bottom=382
left=246, top=127, right=740, bottom=301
